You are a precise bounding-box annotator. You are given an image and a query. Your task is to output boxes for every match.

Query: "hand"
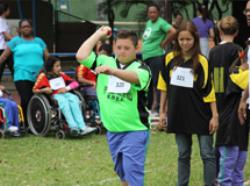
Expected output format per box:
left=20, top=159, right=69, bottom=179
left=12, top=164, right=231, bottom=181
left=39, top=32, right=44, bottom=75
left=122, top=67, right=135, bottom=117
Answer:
left=95, top=66, right=115, bottom=75
left=209, top=115, right=218, bottom=134
left=96, top=26, right=112, bottom=40
left=44, top=87, right=53, bottom=94
left=238, top=100, right=247, bottom=125
left=158, top=112, right=167, bottom=130
left=91, top=81, right=96, bottom=88
left=57, top=88, right=67, bottom=94
left=0, top=85, right=5, bottom=90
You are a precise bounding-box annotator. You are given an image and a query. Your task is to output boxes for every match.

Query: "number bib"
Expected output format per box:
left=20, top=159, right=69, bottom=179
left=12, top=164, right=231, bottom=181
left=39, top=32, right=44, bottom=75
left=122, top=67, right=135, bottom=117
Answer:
left=49, top=77, right=66, bottom=90
left=170, top=67, right=194, bottom=88
left=107, top=75, right=131, bottom=93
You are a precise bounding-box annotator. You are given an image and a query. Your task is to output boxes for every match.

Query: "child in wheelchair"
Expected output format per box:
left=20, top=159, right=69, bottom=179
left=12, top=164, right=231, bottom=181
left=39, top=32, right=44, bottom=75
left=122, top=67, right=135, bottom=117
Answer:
left=76, top=43, right=112, bottom=124
left=0, top=85, right=21, bottom=137
left=76, top=64, right=100, bottom=124
left=33, top=56, right=96, bottom=136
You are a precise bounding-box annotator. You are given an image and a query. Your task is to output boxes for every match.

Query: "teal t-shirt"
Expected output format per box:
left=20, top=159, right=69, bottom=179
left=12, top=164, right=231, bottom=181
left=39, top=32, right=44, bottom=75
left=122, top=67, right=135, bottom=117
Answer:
left=142, top=17, right=172, bottom=60
left=7, top=36, right=46, bottom=82
left=79, top=52, right=151, bottom=132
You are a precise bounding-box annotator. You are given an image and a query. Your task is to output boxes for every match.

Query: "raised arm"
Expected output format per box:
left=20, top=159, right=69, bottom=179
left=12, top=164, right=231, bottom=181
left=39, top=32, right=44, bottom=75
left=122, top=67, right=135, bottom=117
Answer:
left=76, top=26, right=111, bottom=62
left=0, top=47, right=11, bottom=64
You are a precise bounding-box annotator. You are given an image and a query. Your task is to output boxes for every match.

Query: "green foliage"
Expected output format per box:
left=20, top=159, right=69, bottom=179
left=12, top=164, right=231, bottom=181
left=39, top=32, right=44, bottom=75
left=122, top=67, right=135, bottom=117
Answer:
left=0, top=132, right=249, bottom=185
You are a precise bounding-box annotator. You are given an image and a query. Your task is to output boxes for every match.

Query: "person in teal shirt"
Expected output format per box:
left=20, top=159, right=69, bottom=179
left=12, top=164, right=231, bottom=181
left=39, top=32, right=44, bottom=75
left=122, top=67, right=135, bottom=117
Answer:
left=142, top=3, right=176, bottom=116
left=0, top=19, right=49, bottom=126
left=76, top=27, right=151, bottom=186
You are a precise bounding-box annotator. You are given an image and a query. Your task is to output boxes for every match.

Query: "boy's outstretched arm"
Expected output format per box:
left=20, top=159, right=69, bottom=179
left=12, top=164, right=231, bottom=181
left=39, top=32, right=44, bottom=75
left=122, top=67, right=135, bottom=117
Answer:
left=76, top=26, right=111, bottom=62
left=95, top=66, right=140, bottom=84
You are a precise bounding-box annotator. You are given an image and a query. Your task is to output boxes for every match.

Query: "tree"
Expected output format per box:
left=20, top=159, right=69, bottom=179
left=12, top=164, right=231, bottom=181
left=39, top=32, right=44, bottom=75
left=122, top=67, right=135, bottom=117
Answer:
left=98, top=0, right=154, bottom=46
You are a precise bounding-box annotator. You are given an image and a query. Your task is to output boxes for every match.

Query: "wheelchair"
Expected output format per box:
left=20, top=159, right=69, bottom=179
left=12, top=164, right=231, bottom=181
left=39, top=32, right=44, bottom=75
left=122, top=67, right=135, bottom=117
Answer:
left=79, top=86, right=105, bottom=134
left=27, top=90, right=100, bottom=139
left=0, top=104, right=25, bottom=138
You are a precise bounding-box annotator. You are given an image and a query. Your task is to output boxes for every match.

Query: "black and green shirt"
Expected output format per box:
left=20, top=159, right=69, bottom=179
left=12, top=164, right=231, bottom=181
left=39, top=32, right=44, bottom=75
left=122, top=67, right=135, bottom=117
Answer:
left=79, top=52, right=151, bottom=132
left=158, top=52, right=216, bottom=135
left=209, top=42, right=249, bottom=150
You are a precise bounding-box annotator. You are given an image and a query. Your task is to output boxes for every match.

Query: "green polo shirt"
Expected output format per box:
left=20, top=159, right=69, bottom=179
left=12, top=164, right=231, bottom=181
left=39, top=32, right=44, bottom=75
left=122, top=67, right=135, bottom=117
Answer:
left=142, top=17, right=172, bottom=60
left=79, top=52, right=151, bottom=132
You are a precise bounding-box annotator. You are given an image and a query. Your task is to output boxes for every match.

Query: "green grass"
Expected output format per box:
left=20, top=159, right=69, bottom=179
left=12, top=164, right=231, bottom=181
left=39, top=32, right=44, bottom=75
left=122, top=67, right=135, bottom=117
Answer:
left=0, top=131, right=249, bottom=186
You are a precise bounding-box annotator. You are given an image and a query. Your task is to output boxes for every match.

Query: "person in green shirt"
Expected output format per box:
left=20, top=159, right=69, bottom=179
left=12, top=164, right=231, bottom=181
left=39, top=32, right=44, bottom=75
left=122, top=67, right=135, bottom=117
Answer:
left=142, top=3, right=176, bottom=116
left=76, top=26, right=151, bottom=186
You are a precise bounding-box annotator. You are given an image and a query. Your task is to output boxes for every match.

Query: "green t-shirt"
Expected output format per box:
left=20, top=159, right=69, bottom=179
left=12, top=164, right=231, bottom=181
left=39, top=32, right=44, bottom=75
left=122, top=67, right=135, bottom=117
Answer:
left=142, top=17, right=172, bottom=60
left=79, top=52, right=151, bottom=132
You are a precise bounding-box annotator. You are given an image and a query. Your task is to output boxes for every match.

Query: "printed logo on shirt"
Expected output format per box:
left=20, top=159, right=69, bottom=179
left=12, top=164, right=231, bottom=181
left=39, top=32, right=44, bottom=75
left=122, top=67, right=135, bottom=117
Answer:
left=143, top=28, right=152, bottom=40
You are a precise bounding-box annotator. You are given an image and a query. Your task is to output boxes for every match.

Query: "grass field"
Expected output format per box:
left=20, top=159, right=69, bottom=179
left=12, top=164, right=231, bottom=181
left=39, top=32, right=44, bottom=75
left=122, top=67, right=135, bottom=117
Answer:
left=0, top=131, right=249, bottom=186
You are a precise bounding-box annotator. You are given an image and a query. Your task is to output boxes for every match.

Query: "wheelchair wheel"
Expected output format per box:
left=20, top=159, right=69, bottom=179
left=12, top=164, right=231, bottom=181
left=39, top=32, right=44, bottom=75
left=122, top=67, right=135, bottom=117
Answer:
left=55, top=130, right=65, bottom=139
left=27, top=94, right=52, bottom=136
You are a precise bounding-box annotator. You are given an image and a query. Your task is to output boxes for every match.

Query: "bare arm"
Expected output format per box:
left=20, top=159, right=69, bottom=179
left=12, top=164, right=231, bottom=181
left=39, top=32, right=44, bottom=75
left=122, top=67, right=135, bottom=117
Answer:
left=77, top=76, right=95, bottom=86
left=0, top=47, right=11, bottom=64
left=209, top=101, right=219, bottom=134
left=33, top=87, right=52, bottom=94
left=3, top=32, right=12, bottom=41
left=76, top=26, right=111, bottom=62
left=44, top=48, right=50, bottom=61
left=238, top=86, right=249, bottom=125
left=159, top=91, right=168, bottom=128
left=95, top=66, right=139, bottom=84
left=160, top=27, right=176, bottom=48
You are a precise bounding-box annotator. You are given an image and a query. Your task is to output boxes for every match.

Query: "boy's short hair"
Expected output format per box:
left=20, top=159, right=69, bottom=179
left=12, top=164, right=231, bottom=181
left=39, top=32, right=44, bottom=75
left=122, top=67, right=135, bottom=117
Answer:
left=116, top=30, right=138, bottom=47
left=219, top=16, right=238, bottom=35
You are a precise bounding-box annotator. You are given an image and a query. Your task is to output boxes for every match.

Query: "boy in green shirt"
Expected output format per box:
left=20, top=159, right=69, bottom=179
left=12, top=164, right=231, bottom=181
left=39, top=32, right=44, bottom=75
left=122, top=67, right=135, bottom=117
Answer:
left=76, top=26, right=151, bottom=186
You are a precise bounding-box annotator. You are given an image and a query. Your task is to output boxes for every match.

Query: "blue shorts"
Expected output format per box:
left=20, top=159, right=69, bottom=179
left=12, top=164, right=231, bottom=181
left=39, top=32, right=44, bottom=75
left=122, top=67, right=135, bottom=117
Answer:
left=106, top=130, right=150, bottom=186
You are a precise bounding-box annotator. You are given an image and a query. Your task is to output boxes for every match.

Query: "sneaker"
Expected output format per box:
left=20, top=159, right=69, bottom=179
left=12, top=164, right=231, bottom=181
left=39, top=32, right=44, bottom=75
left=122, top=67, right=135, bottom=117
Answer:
left=79, top=127, right=96, bottom=135
left=11, top=131, right=21, bottom=137
left=7, top=126, right=18, bottom=133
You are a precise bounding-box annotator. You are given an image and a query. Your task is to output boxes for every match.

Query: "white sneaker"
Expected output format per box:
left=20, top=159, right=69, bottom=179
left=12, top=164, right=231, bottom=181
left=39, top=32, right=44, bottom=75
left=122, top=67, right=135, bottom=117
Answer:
left=79, top=126, right=96, bottom=135
left=8, top=126, right=18, bottom=132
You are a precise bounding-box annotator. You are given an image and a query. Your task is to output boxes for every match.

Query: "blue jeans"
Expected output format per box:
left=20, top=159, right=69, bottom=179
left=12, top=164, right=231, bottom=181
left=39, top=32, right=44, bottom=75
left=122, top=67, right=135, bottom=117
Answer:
left=218, top=146, right=247, bottom=186
left=200, top=38, right=209, bottom=58
left=175, top=134, right=216, bottom=186
left=0, top=98, right=19, bottom=129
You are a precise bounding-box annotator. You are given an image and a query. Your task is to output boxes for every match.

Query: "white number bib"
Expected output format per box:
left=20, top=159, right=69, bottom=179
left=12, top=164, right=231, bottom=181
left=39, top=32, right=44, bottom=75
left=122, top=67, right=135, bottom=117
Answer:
left=170, top=67, right=194, bottom=88
left=107, top=75, right=131, bottom=93
left=49, top=77, right=66, bottom=90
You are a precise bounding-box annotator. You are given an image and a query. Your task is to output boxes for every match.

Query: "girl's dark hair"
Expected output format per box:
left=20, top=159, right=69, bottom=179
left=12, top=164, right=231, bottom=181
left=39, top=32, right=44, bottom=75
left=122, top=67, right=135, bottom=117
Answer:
left=44, top=56, right=60, bottom=73
left=0, top=2, right=9, bottom=16
left=198, top=4, right=208, bottom=22
left=116, top=30, right=138, bottom=47
left=147, top=3, right=160, bottom=13
left=99, top=43, right=112, bottom=56
left=18, top=19, right=32, bottom=28
left=173, top=21, right=201, bottom=72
